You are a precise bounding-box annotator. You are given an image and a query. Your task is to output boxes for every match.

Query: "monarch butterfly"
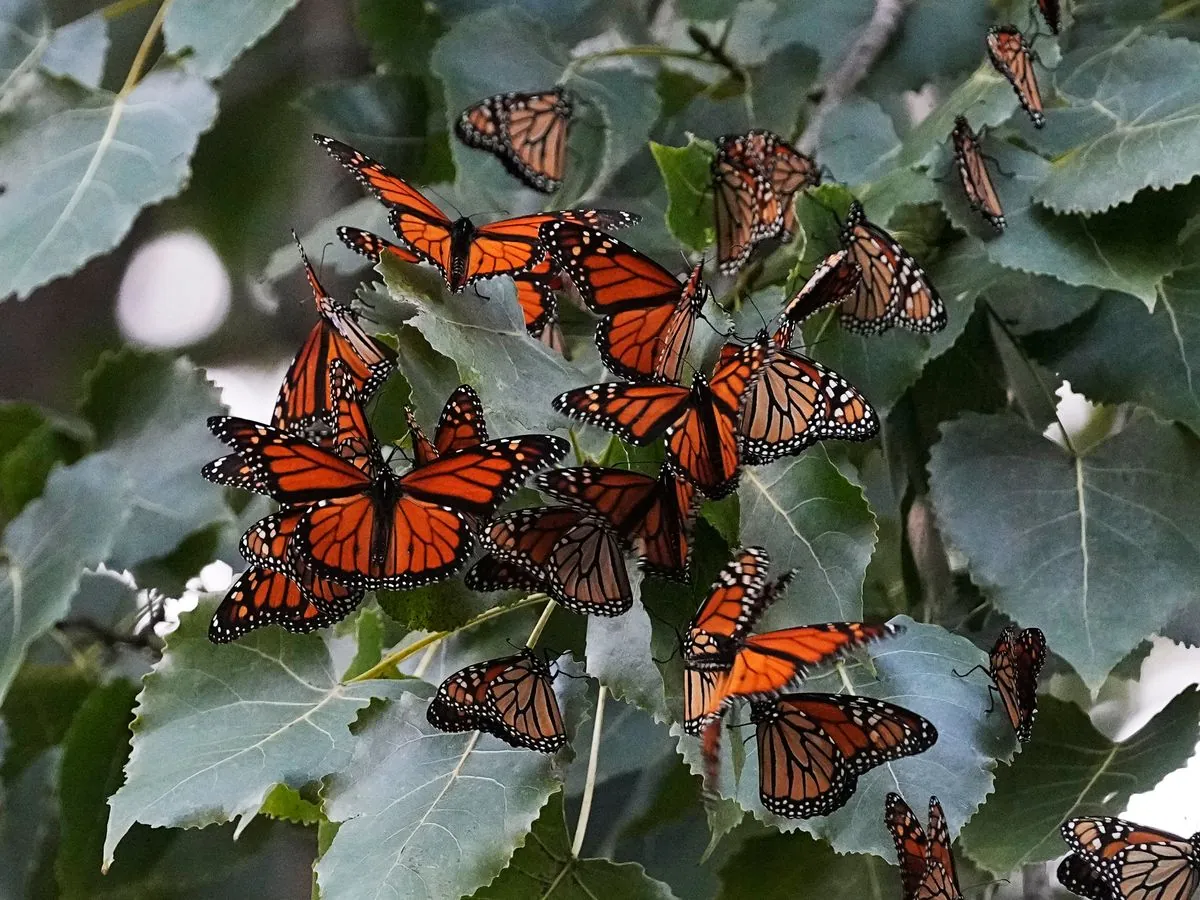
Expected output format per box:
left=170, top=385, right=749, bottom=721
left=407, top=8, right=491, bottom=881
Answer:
left=203, top=366, right=567, bottom=589
left=273, top=236, right=397, bottom=438
left=887, top=794, right=965, bottom=900
left=426, top=648, right=567, bottom=752
left=713, top=130, right=820, bottom=273
left=553, top=336, right=770, bottom=498
left=839, top=200, right=947, bottom=335
left=986, top=26, right=1045, bottom=128
left=1058, top=818, right=1200, bottom=900
left=314, top=134, right=637, bottom=292
left=1038, top=0, right=1061, bottom=33
left=535, top=465, right=696, bottom=581
left=740, top=252, right=877, bottom=464
left=405, top=384, right=489, bottom=468
left=681, top=547, right=896, bottom=732
left=541, top=224, right=707, bottom=382
left=749, top=693, right=938, bottom=818
left=338, top=226, right=567, bottom=351
left=467, top=507, right=633, bottom=617
left=455, top=88, right=572, bottom=194
left=951, top=116, right=1005, bottom=231
left=958, top=626, right=1046, bottom=743
left=208, top=567, right=364, bottom=643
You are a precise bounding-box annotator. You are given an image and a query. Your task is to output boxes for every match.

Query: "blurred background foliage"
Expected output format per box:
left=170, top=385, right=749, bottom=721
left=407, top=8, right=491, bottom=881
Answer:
left=2, top=0, right=1200, bottom=898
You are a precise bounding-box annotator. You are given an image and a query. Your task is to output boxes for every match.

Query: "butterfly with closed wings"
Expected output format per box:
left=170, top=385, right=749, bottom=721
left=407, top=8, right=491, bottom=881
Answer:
left=887, top=794, right=965, bottom=900
left=986, top=26, right=1046, bottom=128
left=455, top=88, right=572, bottom=193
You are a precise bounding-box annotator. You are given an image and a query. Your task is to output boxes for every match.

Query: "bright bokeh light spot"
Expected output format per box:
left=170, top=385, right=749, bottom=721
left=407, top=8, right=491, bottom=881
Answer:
left=117, top=231, right=231, bottom=347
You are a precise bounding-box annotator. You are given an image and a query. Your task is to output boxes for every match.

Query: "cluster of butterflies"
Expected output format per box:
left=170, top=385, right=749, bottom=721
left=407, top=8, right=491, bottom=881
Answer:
left=197, top=47, right=1199, bottom=897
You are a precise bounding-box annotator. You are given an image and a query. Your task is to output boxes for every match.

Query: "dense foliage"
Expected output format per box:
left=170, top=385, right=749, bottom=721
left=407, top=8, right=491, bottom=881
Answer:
left=1, top=0, right=1199, bottom=898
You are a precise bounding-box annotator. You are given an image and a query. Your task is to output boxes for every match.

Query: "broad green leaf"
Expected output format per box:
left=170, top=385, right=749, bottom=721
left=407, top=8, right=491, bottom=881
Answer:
left=678, top=618, right=1014, bottom=858
left=650, top=137, right=714, bottom=253
left=1035, top=264, right=1200, bottom=435
left=340, top=606, right=387, bottom=682
left=717, top=830, right=895, bottom=900
left=563, top=697, right=673, bottom=788
left=40, top=12, right=106, bottom=89
left=0, top=747, right=58, bottom=898
left=55, top=680, right=137, bottom=899
left=817, top=98, right=899, bottom=185
left=975, top=145, right=1188, bottom=309
left=471, top=792, right=679, bottom=899
left=103, top=598, right=402, bottom=866
left=0, top=663, right=92, bottom=780
left=586, top=570, right=670, bottom=722
left=565, top=66, right=662, bottom=201
left=737, top=450, right=876, bottom=622
left=762, top=0, right=872, bottom=77
left=927, top=412, right=1200, bottom=689
left=0, top=0, right=44, bottom=87
left=78, top=351, right=229, bottom=569
left=381, top=260, right=607, bottom=440
left=861, top=0, right=991, bottom=95
left=0, top=401, right=85, bottom=521
left=960, top=688, right=1200, bottom=873
left=893, top=66, right=1020, bottom=170
left=1034, top=36, right=1200, bottom=214
left=316, top=665, right=587, bottom=900
left=1163, top=601, right=1200, bottom=648
left=0, top=69, right=217, bottom=300
left=258, top=784, right=321, bottom=825
left=164, top=0, right=300, bottom=79
left=356, top=0, right=444, bottom=75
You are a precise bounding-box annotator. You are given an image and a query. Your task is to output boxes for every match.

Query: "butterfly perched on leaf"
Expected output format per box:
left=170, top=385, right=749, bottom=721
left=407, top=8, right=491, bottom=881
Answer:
left=838, top=200, right=947, bottom=335
left=1058, top=817, right=1200, bottom=900
left=315, top=134, right=637, bottom=292
left=535, top=465, right=696, bottom=581
left=959, top=626, right=1046, bottom=743
left=455, top=88, right=572, bottom=193
left=553, top=335, right=770, bottom=498
left=405, top=384, right=489, bottom=467
left=950, top=116, right=1006, bottom=231
left=986, top=26, right=1045, bottom=128
left=273, top=235, right=397, bottom=441
left=681, top=546, right=896, bottom=733
left=427, top=648, right=567, bottom=752
left=741, top=251, right=877, bottom=464
left=208, top=567, right=363, bottom=643
left=541, top=224, right=707, bottom=383
left=338, top=226, right=568, bottom=352
left=466, top=506, right=633, bottom=617
left=712, top=130, right=821, bottom=273
left=203, top=363, right=567, bottom=590
left=747, top=693, right=937, bottom=818
left=886, top=794, right=965, bottom=900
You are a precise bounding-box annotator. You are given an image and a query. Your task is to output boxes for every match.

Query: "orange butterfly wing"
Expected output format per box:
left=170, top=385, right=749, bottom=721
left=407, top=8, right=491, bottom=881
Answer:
left=553, top=381, right=692, bottom=444
left=986, top=26, right=1045, bottom=128
left=951, top=117, right=1005, bottom=230
left=209, top=567, right=362, bottom=643
left=456, top=89, right=572, bottom=193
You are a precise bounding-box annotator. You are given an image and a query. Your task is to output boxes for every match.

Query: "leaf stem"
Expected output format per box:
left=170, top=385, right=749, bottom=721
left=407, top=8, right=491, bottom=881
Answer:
left=525, top=598, right=558, bottom=648
left=571, top=684, right=607, bottom=857
left=119, top=0, right=170, bottom=96
left=836, top=662, right=855, bottom=694
left=346, top=594, right=550, bottom=683
left=983, top=301, right=1079, bottom=456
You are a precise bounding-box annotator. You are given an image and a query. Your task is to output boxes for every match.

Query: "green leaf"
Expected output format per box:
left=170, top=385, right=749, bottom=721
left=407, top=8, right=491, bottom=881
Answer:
left=678, top=618, right=1014, bottom=858
left=649, top=138, right=715, bottom=253
left=0, top=69, right=217, bottom=299
left=40, top=12, right=107, bottom=89
left=565, top=67, right=662, bottom=200
left=78, top=351, right=230, bottom=569
left=103, top=597, right=402, bottom=866
left=1033, top=36, right=1200, bottom=214
left=1034, top=264, right=1200, bottom=435
left=762, top=0, right=873, bottom=77
left=738, top=450, right=877, bottom=622
left=0, top=401, right=86, bottom=521
left=0, top=663, right=92, bottom=780
left=339, top=606, right=387, bottom=682
left=0, top=747, right=58, bottom=898
left=55, top=680, right=138, bottom=899
left=974, top=145, right=1188, bottom=309
left=959, top=688, right=1200, bottom=873
left=717, top=830, right=895, bottom=900
left=586, top=570, right=670, bottom=722
left=356, top=0, right=445, bottom=75
left=316, top=665, right=587, bottom=900
left=258, top=784, right=322, bottom=826
left=380, top=263, right=607, bottom=441
left=862, top=0, right=992, bottom=95
left=928, top=412, right=1200, bottom=688
left=470, top=792, right=679, bottom=899
left=164, top=0, right=300, bottom=79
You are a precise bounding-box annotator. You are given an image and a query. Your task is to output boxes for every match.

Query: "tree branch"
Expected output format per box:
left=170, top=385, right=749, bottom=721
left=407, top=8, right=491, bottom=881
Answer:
left=797, top=0, right=917, bottom=154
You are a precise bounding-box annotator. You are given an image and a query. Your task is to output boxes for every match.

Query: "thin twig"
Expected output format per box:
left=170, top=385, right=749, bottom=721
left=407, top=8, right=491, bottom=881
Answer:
left=571, top=685, right=607, bottom=857
left=797, top=0, right=918, bottom=153
left=119, top=0, right=170, bottom=95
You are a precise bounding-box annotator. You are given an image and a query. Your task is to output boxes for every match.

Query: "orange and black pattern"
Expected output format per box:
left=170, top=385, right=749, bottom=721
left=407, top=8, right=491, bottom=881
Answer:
left=1059, top=817, right=1200, bottom=900
left=886, top=794, right=965, bottom=900
left=455, top=88, right=572, bottom=193
left=951, top=116, right=1005, bottom=230
left=987, top=26, right=1045, bottom=128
